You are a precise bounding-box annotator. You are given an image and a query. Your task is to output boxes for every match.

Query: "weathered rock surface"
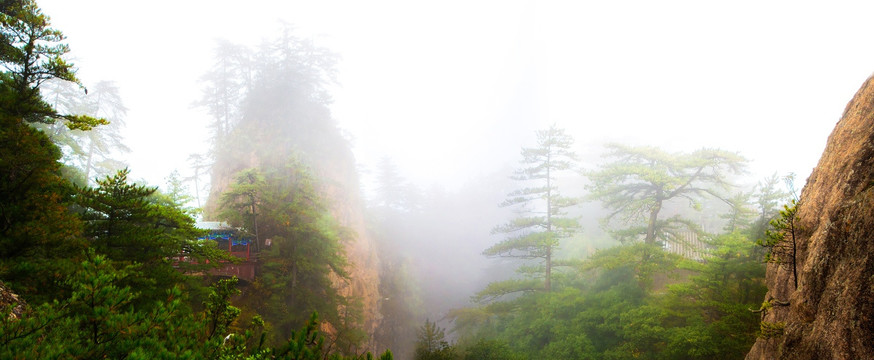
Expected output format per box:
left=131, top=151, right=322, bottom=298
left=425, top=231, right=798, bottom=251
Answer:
left=0, top=281, right=27, bottom=319
left=746, top=75, right=874, bottom=359
left=204, top=143, right=382, bottom=350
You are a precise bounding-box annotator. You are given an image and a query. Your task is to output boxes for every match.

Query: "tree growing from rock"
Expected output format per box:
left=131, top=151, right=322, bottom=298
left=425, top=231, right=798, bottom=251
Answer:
left=758, top=200, right=800, bottom=289
left=219, top=161, right=356, bottom=347
left=750, top=173, right=791, bottom=237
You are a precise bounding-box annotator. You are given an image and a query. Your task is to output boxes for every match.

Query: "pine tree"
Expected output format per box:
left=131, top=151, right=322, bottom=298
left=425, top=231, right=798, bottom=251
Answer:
left=0, top=0, right=92, bottom=302
left=480, top=125, right=580, bottom=297
left=587, top=144, right=746, bottom=245
left=76, top=169, right=211, bottom=306
left=220, top=161, right=354, bottom=346
left=0, top=0, right=103, bottom=129
left=720, top=191, right=757, bottom=233
left=414, top=319, right=455, bottom=360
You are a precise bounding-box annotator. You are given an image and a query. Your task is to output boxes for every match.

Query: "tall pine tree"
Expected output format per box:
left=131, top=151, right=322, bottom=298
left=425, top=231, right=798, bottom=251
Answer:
left=479, top=125, right=580, bottom=297
left=76, top=169, right=217, bottom=306
left=220, top=160, right=353, bottom=346
left=0, top=0, right=97, bottom=302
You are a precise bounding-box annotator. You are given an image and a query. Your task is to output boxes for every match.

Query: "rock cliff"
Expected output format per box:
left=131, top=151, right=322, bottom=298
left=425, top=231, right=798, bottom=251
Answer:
left=203, top=137, right=382, bottom=349
left=746, top=75, right=874, bottom=359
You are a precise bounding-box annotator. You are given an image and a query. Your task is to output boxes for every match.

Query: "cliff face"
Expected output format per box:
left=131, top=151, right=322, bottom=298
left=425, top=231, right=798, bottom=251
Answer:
left=312, top=144, right=383, bottom=348
left=746, top=76, right=874, bottom=359
left=204, top=138, right=382, bottom=349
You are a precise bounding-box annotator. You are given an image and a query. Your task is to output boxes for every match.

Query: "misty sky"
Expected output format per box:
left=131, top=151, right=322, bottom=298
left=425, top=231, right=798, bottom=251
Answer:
left=38, top=0, right=874, bottom=194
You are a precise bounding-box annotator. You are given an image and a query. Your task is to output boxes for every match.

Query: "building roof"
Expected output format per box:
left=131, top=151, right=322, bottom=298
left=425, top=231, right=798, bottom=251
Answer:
left=194, top=221, right=235, bottom=231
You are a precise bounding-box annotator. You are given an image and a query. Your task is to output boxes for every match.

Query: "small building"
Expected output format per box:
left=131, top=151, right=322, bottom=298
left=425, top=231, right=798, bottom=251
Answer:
left=193, top=221, right=256, bottom=282
left=196, top=221, right=251, bottom=261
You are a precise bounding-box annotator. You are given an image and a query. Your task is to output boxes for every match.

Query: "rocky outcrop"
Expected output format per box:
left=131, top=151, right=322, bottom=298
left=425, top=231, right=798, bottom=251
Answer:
left=746, top=75, right=874, bottom=359
left=204, top=142, right=382, bottom=350
left=312, top=144, right=382, bottom=349
left=0, top=281, right=27, bottom=319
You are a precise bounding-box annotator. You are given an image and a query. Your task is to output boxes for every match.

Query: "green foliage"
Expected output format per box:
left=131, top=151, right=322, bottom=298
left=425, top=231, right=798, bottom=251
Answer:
left=160, top=169, right=200, bottom=217
left=0, top=4, right=391, bottom=359
left=462, top=339, right=524, bottom=360
left=587, top=144, right=746, bottom=244
left=454, top=232, right=766, bottom=360
left=757, top=199, right=800, bottom=289
left=720, top=191, right=757, bottom=233
left=0, top=254, right=393, bottom=359
left=0, top=0, right=95, bottom=303
left=414, top=319, right=455, bottom=360
left=0, top=252, right=198, bottom=358
left=219, top=168, right=265, bottom=249
left=76, top=168, right=225, bottom=306
left=585, top=242, right=680, bottom=290
left=58, top=252, right=154, bottom=358
left=483, top=125, right=581, bottom=295
left=0, top=110, right=85, bottom=302
left=37, top=79, right=129, bottom=182
left=220, top=162, right=357, bottom=348
left=758, top=321, right=785, bottom=339
left=0, top=0, right=104, bottom=128
left=205, top=277, right=242, bottom=339
left=473, top=278, right=542, bottom=303
left=750, top=173, right=791, bottom=238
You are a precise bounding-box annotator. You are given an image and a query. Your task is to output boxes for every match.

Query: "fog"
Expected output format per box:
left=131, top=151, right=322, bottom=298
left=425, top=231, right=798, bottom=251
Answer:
left=39, top=1, right=874, bottom=191
left=30, top=0, right=874, bottom=356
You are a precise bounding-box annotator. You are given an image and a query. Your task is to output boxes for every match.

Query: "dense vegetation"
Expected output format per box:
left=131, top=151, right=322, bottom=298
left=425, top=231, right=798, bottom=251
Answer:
left=411, top=134, right=789, bottom=359
left=0, top=1, right=800, bottom=359
left=0, top=1, right=391, bottom=358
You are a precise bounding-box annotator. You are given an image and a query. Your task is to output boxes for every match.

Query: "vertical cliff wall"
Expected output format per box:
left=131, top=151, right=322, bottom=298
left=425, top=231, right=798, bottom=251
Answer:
left=746, top=75, right=874, bottom=359
left=203, top=136, right=382, bottom=350
left=311, top=142, right=383, bottom=348
left=197, top=34, right=383, bottom=349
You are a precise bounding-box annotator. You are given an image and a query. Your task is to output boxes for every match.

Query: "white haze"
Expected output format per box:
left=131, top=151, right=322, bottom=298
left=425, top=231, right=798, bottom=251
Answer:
left=38, top=0, right=874, bottom=193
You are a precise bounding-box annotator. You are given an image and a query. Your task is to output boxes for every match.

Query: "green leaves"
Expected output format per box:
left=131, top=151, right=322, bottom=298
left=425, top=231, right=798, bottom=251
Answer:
left=414, top=319, right=455, bottom=360
left=455, top=231, right=765, bottom=360
left=0, top=0, right=96, bottom=128
left=0, top=254, right=393, bottom=359
left=481, top=125, right=582, bottom=295
left=473, top=279, right=542, bottom=303
left=219, top=162, right=355, bottom=347
left=588, top=144, right=747, bottom=245
left=757, top=199, right=800, bottom=288
left=60, top=113, right=107, bottom=131
left=76, top=168, right=219, bottom=307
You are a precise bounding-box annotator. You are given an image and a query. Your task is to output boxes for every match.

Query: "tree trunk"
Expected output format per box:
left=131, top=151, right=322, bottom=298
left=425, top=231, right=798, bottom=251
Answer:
left=545, top=149, right=552, bottom=292
left=645, top=200, right=662, bottom=244
left=545, top=247, right=552, bottom=292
